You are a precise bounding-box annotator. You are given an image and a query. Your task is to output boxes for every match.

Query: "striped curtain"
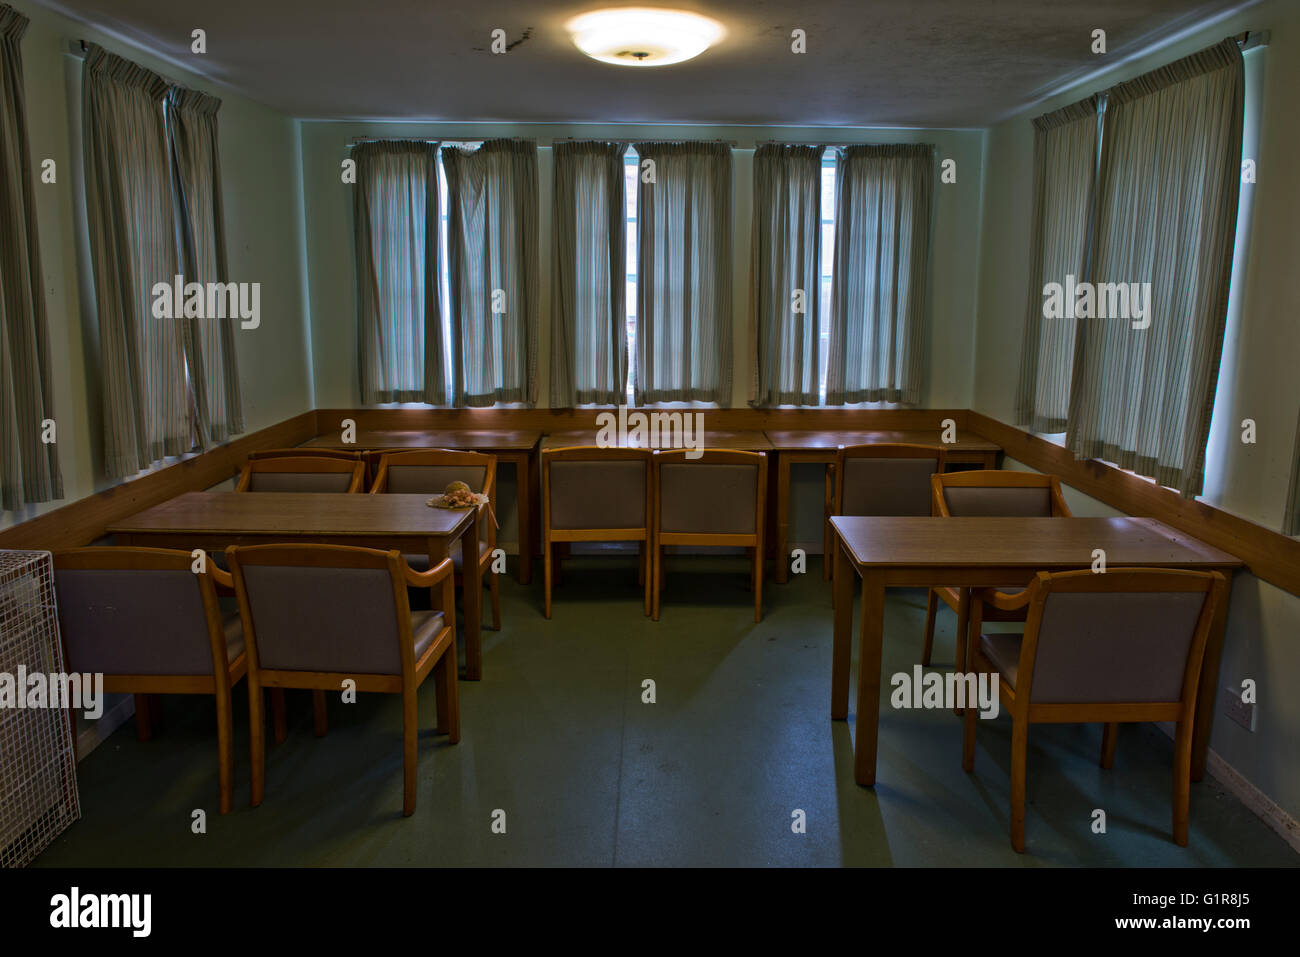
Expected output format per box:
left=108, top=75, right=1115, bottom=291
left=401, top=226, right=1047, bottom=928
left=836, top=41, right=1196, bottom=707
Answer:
left=749, top=144, right=823, bottom=407
left=550, top=141, right=626, bottom=406
left=1066, top=39, right=1244, bottom=497
left=168, top=87, right=243, bottom=444
left=83, top=44, right=190, bottom=476
left=1014, top=96, right=1099, bottom=433
left=353, top=140, right=444, bottom=404
left=443, top=139, right=539, bottom=407
left=825, top=144, right=934, bottom=406
left=0, top=5, right=62, bottom=511
left=633, top=141, right=732, bottom=404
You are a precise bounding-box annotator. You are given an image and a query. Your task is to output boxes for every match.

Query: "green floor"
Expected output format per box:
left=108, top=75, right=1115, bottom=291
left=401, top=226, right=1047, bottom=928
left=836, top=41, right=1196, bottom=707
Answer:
left=34, top=555, right=1298, bottom=867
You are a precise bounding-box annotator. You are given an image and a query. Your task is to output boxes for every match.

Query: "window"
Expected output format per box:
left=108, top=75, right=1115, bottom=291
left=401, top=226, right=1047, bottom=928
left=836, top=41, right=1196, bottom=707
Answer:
left=819, top=149, right=836, bottom=403
left=624, top=147, right=638, bottom=404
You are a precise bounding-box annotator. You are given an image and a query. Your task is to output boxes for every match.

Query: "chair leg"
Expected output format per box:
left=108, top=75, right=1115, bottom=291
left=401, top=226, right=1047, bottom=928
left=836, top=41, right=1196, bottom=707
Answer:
left=753, top=546, right=763, bottom=623
left=313, top=690, right=328, bottom=737
left=134, top=693, right=153, bottom=742
left=272, top=688, right=288, bottom=744
left=543, top=540, right=553, bottom=619
left=962, top=694, right=979, bottom=772
left=435, top=643, right=461, bottom=744
left=643, top=540, right=652, bottom=617
left=402, top=686, right=419, bottom=817
left=823, top=511, right=833, bottom=581
left=488, top=569, right=501, bottom=630
left=653, top=544, right=663, bottom=621
left=1172, top=719, right=1192, bottom=846
left=215, top=690, right=234, bottom=815
left=921, top=589, right=938, bottom=666
left=1100, top=722, right=1119, bottom=769
left=249, top=680, right=266, bottom=808
left=1009, top=718, right=1029, bottom=853
left=638, top=541, right=646, bottom=587
left=954, top=588, right=971, bottom=676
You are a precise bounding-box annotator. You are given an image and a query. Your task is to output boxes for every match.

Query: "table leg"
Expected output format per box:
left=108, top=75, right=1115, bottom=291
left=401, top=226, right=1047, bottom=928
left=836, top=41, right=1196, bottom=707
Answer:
left=775, top=453, right=790, bottom=584
left=854, top=569, right=887, bottom=787
left=458, top=525, right=483, bottom=682
left=831, top=532, right=854, bottom=720
left=1191, top=572, right=1233, bottom=781
left=510, top=451, right=535, bottom=586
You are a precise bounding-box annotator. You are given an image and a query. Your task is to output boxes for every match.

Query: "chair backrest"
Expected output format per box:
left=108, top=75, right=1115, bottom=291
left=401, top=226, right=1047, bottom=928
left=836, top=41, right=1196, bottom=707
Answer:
left=835, top=443, right=945, bottom=516
left=52, top=547, right=228, bottom=675
left=226, top=544, right=413, bottom=676
left=933, top=469, right=1071, bottom=518
left=1016, top=568, right=1224, bottom=705
left=543, top=447, right=651, bottom=534
left=370, top=449, right=494, bottom=497
left=237, top=456, right=364, bottom=493
left=655, top=450, right=766, bottom=537
left=247, top=448, right=361, bottom=462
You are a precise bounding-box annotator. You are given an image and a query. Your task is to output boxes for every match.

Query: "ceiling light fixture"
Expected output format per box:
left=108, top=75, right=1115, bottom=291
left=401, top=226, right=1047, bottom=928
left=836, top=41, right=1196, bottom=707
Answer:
left=565, top=7, right=725, bottom=67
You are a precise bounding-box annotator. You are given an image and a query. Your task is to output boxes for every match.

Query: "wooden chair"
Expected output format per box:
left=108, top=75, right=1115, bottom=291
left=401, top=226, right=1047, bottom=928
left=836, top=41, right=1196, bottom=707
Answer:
left=822, top=443, right=947, bottom=580
left=247, top=448, right=362, bottom=462
left=369, top=449, right=500, bottom=631
left=925, top=470, right=1072, bottom=671
left=542, top=446, right=653, bottom=618
left=51, top=547, right=246, bottom=814
left=964, top=567, right=1226, bottom=852
left=652, top=449, right=767, bottom=622
left=225, top=543, right=459, bottom=817
left=236, top=455, right=364, bottom=493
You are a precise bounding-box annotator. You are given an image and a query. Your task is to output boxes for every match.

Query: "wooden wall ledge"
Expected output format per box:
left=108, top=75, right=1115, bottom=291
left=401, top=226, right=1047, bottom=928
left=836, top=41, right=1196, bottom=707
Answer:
left=967, top=411, right=1300, bottom=597
left=3, top=405, right=1293, bottom=601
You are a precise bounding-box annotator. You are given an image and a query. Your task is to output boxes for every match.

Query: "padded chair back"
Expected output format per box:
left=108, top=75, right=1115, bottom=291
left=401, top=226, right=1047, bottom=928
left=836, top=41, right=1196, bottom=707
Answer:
left=545, top=448, right=650, bottom=531
left=838, top=444, right=944, bottom=516
left=656, top=451, right=764, bottom=536
left=374, top=449, right=493, bottom=496
left=227, top=545, right=409, bottom=675
left=239, top=456, right=364, bottom=493
left=1019, top=569, right=1222, bottom=705
left=934, top=470, right=1069, bottom=518
left=373, top=450, right=495, bottom=547
left=53, top=548, right=223, bottom=675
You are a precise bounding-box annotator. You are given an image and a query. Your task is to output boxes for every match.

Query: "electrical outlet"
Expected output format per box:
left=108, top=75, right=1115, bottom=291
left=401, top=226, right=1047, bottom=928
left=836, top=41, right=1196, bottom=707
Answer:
left=1222, top=687, right=1256, bottom=732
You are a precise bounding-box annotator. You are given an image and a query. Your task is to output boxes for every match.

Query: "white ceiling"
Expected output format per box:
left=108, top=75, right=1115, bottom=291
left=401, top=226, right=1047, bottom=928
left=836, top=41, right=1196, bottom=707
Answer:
left=37, top=0, right=1261, bottom=128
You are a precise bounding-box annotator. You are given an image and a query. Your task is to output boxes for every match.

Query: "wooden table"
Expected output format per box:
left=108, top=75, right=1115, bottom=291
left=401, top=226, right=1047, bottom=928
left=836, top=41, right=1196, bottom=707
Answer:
left=765, top=429, right=1001, bottom=583
left=302, top=428, right=542, bottom=584
left=108, top=492, right=489, bottom=680
left=541, top=429, right=773, bottom=451
left=829, top=516, right=1242, bottom=787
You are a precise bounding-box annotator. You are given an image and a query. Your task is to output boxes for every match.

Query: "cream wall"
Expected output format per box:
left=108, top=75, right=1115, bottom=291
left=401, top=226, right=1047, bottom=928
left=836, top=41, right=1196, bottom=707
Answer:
left=970, top=0, right=1300, bottom=822
left=0, top=0, right=315, bottom=532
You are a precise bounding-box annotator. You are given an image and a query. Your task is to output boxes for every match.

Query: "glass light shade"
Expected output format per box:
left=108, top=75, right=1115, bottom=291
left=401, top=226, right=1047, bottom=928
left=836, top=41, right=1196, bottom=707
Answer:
left=565, top=8, right=725, bottom=67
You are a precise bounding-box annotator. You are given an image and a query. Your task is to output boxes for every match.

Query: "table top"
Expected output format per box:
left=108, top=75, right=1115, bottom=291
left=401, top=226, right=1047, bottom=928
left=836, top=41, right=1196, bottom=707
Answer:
left=542, top=429, right=772, bottom=451
left=108, top=492, right=474, bottom=539
left=303, top=429, right=541, bottom=452
left=830, top=516, right=1242, bottom=570
left=763, top=429, right=1000, bottom=452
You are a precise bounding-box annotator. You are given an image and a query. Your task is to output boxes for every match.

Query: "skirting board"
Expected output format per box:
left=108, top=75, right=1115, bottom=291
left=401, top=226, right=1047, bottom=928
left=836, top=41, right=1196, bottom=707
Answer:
left=1155, top=722, right=1300, bottom=855
left=75, top=694, right=134, bottom=761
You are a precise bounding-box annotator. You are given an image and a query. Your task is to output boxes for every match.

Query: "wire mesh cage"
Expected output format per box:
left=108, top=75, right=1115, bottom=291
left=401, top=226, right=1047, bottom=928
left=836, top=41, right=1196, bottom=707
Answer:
left=0, top=550, right=80, bottom=868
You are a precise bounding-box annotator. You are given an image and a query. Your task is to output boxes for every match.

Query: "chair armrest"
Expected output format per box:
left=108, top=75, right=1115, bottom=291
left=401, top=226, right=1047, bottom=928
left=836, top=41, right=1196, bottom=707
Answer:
left=209, top=563, right=236, bottom=595
left=973, top=587, right=1031, bottom=612
left=403, top=556, right=454, bottom=588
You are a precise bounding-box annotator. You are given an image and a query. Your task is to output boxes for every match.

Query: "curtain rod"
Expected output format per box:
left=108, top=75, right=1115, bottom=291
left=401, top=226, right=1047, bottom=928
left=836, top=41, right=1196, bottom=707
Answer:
left=550, top=137, right=738, bottom=146
left=1235, top=30, right=1269, bottom=50
left=66, top=37, right=191, bottom=89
